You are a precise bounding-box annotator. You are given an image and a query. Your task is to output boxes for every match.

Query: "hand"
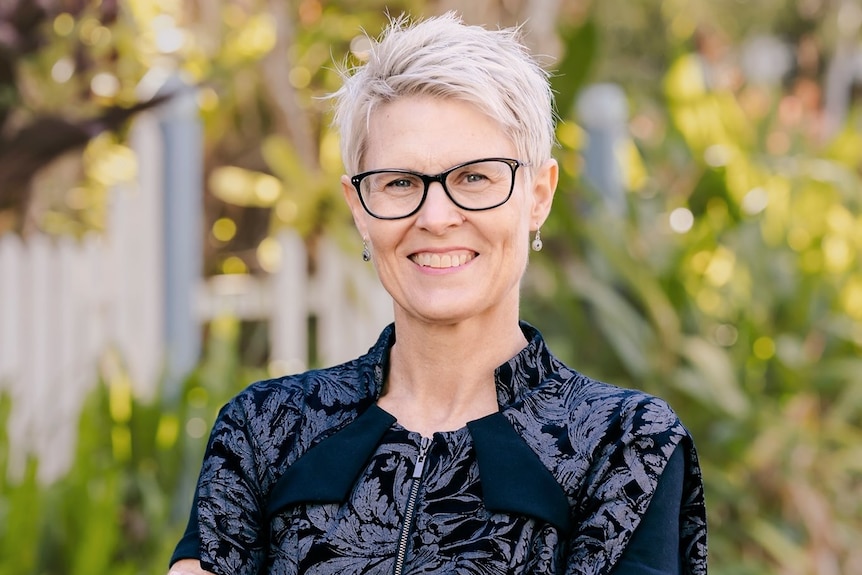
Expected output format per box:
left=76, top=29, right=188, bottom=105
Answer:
left=168, top=559, right=214, bottom=575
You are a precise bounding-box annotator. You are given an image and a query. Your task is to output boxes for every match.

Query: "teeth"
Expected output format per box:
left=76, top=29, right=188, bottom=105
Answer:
left=413, top=252, right=473, bottom=268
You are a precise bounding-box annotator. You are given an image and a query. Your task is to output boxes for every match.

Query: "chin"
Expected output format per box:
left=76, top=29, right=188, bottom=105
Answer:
left=397, top=299, right=497, bottom=326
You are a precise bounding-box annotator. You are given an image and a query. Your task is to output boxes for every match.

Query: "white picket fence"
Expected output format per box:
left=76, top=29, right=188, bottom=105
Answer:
left=0, top=107, right=392, bottom=483
left=0, top=227, right=392, bottom=483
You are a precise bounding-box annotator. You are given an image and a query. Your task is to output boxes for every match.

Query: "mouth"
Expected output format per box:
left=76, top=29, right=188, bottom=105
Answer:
left=410, top=251, right=477, bottom=269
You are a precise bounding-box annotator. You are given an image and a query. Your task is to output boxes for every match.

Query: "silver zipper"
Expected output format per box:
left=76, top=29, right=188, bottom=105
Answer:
left=393, top=436, right=432, bottom=575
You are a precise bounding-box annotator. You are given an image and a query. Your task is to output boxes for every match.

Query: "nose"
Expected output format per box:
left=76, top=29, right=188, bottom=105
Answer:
left=415, top=181, right=463, bottom=232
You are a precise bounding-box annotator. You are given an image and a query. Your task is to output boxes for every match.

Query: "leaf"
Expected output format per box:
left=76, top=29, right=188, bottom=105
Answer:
left=582, top=215, right=682, bottom=350
left=564, top=261, right=654, bottom=377
left=677, top=336, right=749, bottom=418
left=747, top=518, right=809, bottom=572
left=552, top=18, right=598, bottom=118
left=261, top=135, right=308, bottom=190
left=209, top=166, right=283, bottom=208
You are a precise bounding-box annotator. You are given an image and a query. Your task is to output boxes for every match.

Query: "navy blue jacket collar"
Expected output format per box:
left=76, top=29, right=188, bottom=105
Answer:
left=268, top=323, right=571, bottom=532
left=267, top=403, right=571, bottom=532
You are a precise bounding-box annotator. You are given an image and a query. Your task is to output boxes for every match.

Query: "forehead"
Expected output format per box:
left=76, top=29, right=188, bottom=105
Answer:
left=362, top=96, right=515, bottom=171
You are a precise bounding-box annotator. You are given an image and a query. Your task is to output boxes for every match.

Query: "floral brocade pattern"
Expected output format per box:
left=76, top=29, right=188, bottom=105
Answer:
left=194, top=323, right=708, bottom=575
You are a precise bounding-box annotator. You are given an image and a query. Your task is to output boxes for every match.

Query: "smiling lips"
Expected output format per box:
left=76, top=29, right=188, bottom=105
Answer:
left=410, top=251, right=476, bottom=269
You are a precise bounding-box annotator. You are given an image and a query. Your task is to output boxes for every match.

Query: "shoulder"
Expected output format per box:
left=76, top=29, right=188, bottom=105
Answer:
left=512, top=323, right=683, bottom=441
left=207, top=348, right=384, bottom=483
left=522, top=359, right=685, bottom=449
left=576, top=378, right=685, bottom=449
left=509, top=360, right=691, bottom=493
left=505, top=326, right=688, bottom=464
left=220, top=321, right=393, bottom=424
left=225, top=355, right=375, bottom=421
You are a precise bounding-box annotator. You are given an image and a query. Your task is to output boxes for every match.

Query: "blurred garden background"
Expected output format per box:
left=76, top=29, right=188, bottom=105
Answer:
left=1, top=0, right=861, bottom=573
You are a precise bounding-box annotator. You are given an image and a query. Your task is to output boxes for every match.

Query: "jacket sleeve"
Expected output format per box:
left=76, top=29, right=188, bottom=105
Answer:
left=563, top=393, right=707, bottom=575
left=188, top=397, right=269, bottom=575
left=608, top=444, right=684, bottom=575
left=170, top=491, right=201, bottom=565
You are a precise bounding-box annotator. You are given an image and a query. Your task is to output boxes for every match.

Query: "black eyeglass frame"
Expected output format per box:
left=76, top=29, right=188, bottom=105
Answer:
left=350, top=157, right=528, bottom=220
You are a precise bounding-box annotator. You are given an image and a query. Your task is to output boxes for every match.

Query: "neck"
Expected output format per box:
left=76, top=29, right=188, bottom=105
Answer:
left=378, top=311, right=528, bottom=436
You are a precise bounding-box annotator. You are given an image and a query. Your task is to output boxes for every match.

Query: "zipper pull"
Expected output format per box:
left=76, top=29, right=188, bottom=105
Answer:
left=412, top=436, right=432, bottom=479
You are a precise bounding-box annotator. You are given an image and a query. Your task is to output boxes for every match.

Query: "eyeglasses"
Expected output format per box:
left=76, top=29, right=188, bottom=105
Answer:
left=350, top=157, right=527, bottom=220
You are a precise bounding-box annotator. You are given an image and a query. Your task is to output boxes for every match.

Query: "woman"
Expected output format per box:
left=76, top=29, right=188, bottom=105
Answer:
left=169, top=12, right=707, bottom=575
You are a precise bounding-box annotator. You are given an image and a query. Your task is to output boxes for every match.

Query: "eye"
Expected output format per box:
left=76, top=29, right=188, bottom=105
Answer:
left=386, top=176, right=418, bottom=188
left=450, top=166, right=493, bottom=188
left=370, top=172, right=422, bottom=195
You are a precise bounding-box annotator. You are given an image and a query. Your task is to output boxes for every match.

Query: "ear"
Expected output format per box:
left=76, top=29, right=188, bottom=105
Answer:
left=342, top=174, right=370, bottom=239
left=529, top=158, right=558, bottom=230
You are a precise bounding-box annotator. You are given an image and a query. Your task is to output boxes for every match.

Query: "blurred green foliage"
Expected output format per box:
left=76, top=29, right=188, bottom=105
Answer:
left=1, top=1, right=861, bottom=574
left=0, top=317, right=263, bottom=575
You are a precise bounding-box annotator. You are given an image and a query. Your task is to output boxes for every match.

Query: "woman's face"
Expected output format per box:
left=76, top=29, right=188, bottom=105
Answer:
left=342, top=95, right=557, bottom=327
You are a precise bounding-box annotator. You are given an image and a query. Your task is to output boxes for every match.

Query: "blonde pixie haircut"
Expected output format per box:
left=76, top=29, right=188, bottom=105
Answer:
left=331, top=12, right=556, bottom=176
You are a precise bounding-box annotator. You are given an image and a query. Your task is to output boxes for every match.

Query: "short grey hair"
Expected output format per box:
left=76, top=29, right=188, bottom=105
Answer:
left=330, top=12, right=556, bottom=175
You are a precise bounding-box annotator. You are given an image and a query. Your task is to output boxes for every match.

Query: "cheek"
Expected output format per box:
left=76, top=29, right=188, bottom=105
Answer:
left=509, top=205, right=534, bottom=243
left=366, top=227, right=405, bottom=269
left=498, top=219, right=532, bottom=270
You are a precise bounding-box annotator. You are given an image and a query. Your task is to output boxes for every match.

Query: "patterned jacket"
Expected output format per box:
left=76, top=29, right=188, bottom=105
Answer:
left=173, top=323, right=708, bottom=574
